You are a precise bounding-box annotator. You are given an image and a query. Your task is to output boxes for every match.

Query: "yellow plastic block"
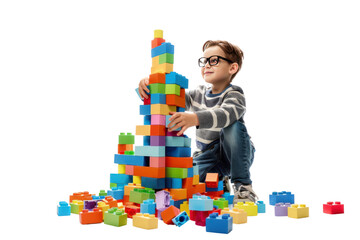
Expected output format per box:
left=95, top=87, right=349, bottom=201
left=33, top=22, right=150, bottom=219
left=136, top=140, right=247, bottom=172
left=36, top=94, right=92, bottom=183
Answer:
left=152, top=56, right=160, bottom=66
left=133, top=176, right=141, bottom=184
left=180, top=201, right=190, bottom=216
left=151, top=104, right=176, bottom=115
left=136, top=125, right=151, bottom=136
left=118, top=164, right=125, bottom=174
left=288, top=204, right=309, bottom=219
left=70, top=200, right=84, bottom=214
left=133, top=213, right=158, bottom=230
left=154, top=29, right=163, bottom=38
left=124, top=183, right=144, bottom=196
left=97, top=201, right=110, bottom=219
left=234, top=202, right=258, bottom=216
left=151, top=63, right=173, bottom=74
left=192, top=175, right=199, bottom=185
left=221, top=208, right=247, bottom=224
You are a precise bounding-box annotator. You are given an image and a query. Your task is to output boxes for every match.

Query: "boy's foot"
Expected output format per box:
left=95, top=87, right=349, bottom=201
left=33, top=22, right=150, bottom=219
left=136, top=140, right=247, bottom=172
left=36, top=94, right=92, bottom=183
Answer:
left=222, top=176, right=231, bottom=193
left=232, top=183, right=259, bottom=203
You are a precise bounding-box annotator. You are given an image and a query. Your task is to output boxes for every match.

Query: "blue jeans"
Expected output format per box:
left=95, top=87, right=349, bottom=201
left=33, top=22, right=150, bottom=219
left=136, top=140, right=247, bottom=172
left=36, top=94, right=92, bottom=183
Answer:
left=193, top=120, right=255, bottom=185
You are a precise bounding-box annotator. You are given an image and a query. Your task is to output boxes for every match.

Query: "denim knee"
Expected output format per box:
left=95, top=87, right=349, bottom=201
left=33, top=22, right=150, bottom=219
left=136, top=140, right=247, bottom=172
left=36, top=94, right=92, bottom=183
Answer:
left=221, top=120, right=248, bottom=147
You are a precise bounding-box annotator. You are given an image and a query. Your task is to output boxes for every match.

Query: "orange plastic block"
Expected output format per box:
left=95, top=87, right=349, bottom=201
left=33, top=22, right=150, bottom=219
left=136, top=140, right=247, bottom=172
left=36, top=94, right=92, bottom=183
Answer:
left=150, top=125, right=166, bottom=136
left=182, top=177, right=194, bottom=190
left=165, top=157, right=193, bottom=168
left=205, top=173, right=219, bottom=188
left=192, top=183, right=206, bottom=195
left=79, top=208, right=103, bottom=224
left=193, top=175, right=199, bottom=185
left=103, top=196, right=118, bottom=208
left=118, top=144, right=133, bottom=153
left=169, top=188, right=187, bottom=200
left=180, top=88, right=185, bottom=98
left=161, top=206, right=180, bottom=225
left=124, top=183, right=144, bottom=196
left=133, top=166, right=165, bottom=178
left=123, top=195, right=130, bottom=204
left=69, top=191, right=93, bottom=203
left=136, top=125, right=151, bottom=136
left=125, top=165, right=134, bottom=175
left=205, top=190, right=224, bottom=198
left=166, top=94, right=185, bottom=108
left=149, top=73, right=166, bottom=84
left=152, top=38, right=165, bottom=49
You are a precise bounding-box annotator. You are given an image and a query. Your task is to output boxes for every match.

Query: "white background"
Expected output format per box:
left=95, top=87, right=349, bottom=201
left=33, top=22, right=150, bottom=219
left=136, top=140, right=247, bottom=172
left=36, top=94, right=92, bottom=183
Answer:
left=0, top=0, right=359, bottom=239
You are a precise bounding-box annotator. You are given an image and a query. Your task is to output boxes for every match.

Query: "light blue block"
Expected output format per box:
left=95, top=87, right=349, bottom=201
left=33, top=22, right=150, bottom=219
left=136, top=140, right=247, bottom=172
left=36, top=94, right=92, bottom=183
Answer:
left=150, top=94, right=166, bottom=104
left=172, top=211, right=189, bottom=227
left=110, top=173, right=132, bottom=186
left=221, top=192, right=234, bottom=205
left=108, top=187, right=124, bottom=200
left=57, top=201, right=71, bottom=216
left=165, top=115, right=181, bottom=131
left=141, top=199, right=156, bottom=214
left=151, top=42, right=174, bottom=58
left=189, top=194, right=213, bottom=211
left=172, top=178, right=183, bottom=189
left=257, top=201, right=266, bottom=213
left=187, top=167, right=193, bottom=178
left=165, top=136, right=184, bottom=147
left=184, top=137, right=191, bottom=147
left=114, top=154, right=148, bottom=166
left=135, top=146, right=165, bottom=157
left=140, top=105, right=151, bottom=115
left=193, top=165, right=199, bottom=175
left=165, top=72, right=189, bottom=89
left=144, top=115, right=151, bottom=125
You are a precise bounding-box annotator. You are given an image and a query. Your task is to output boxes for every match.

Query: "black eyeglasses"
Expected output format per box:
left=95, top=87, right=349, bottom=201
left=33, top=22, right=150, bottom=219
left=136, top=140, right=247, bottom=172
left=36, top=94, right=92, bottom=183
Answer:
left=198, top=55, right=233, bottom=67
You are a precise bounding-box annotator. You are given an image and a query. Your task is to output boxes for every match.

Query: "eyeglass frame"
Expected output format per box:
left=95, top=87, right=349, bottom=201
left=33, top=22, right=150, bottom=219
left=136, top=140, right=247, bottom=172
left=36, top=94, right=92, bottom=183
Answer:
left=198, top=55, right=233, bottom=67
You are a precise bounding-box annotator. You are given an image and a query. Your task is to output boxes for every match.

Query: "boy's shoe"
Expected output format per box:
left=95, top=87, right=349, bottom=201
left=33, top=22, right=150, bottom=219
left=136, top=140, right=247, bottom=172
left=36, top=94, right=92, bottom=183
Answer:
left=232, top=183, right=259, bottom=203
left=222, top=176, right=231, bottom=193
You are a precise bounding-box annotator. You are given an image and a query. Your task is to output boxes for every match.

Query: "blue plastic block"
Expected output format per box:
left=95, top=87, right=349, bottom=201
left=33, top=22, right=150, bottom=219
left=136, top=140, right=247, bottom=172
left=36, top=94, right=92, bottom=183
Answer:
left=257, top=201, right=266, bottom=213
left=143, top=136, right=150, bottom=146
left=57, top=201, right=71, bottom=216
left=206, top=213, right=233, bottom=234
left=193, top=165, right=199, bottom=175
left=140, top=104, right=151, bottom=115
left=135, top=146, right=165, bottom=157
left=151, top=42, right=174, bottom=58
left=135, top=87, right=150, bottom=100
left=173, top=199, right=187, bottom=209
left=110, top=173, right=132, bottom=186
left=107, top=187, right=124, bottom=200
left=189, top=194, right=213, bottom=211
left=165, top=178, right=172, bottom=188
left=206, top=180, right=223, bottom=192
left=184, top=137, right=191, bottom=147
left=92, top=195, right=105, bottom=200
left=150, top=93, right=166, bottom=104
left=172, top=178, right=183, bottom=189
left=141, top=199, right=156, bottom=214
left=170, top=197, right=174, bottom=206
left=141, top=177, right=165, bottom=189
left=177, top=107, right=185, bottom=112
left=172, top=211, right=190, bottom=227
left=144, top=115, right=151, bottom=125
left=187, top=167, right=194, bottom=178
left=165, top=115, right=181, bottom=131
left=269, top=191, right=295, bottom=206
left=221, top=192, right=234, bottom=205
left=114, top=154, right=149, bottom=166
left=166, top=147, right=191, bottom=157
left=165, top=72, right=189, bottom=89
left=165, top=136, right=184, bottom=147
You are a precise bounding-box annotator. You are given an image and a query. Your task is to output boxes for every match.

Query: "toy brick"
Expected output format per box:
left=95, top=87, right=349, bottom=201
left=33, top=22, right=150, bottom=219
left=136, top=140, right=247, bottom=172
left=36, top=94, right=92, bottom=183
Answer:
left=166, top=128, right=183, bottom=137
left=323, top=201, right=344, bottom=214
left=166, top=94, right=185, bottom=108
left=269, top=191, right=295, bottom=205
left=84, top=200, right=97, bottom=210
left=136, top=125, right=151, bottom=136
left=221, top=192, right=234, bottom=205
left=180, top=201, right=190, bottom=216
left=144, top=115, right=151, bottom=125
left=129, top=188, right=155, bottom=204
left=70, top=200, right=84, bottom=214
left=104, top=208, right=127, bottom=227
left=182, top=177, right=193, bottom=190
left=143, top=136, right=150, bottom=146
left=192, top=183, right=206, bottom=195
left=191, top=210, right=210, bottom=226
left=159, top=53, right=174, bottom=64
left=187, top=168, right=193, bottom=178
left=150, top=125, right=166, bottom=136
left=165, top=115, right=182, bottom=131
left=206, top=180, right=223, bottom=192
left=165, top=136, right=186, bottom=146
left=193, top=175, right=199, bottom=185
left=114, top=154, right=148, bottom=166
left=69, top=191, right=93, bottom=203
left=152, top=55, right=160, bottom=66
left=189, top=194, right=213, bottom=211
left=144, top=95, right=151, bottom=105
left=288, top=204, right=309, bottom=219
left=184, top=136, right=191, bottom=147
left=141, top=199, right=156, bottom=214
left=177, top=107, right=185, bottom=112
left=151, top=114, right=166, bottom=125
left=124, top=183, right=144, bottom=196
left=170, top=188, right=187, bottom=200
left=275, top=203, right=291, bottom=216
left=97, top=202, right=110, bottom=219
left=118, top=164, right=125, bottom=174
left=152, top=38, right=165, bottom=49
left=118, top=144, right=133, bottom=153
left=57, top=201, right=71, bottom=216
left=154, top=29, right=163, bottom=38
left=149, top=156, right=165, bottom=167
left=149, top=83, right=165, bottom=94
left=149, top=73, right=166, bottom=84
left=151, top=42, right=174, bottom=58
left=213, top=198, right=228, bottom=209
left=206, top=213, right=233, bottom=234
left=141, top=177, right=165, bottom=189
left=133, top=213, right=158, bottom=229
left=221, top=208, right=247, bottom=224
left=150, top=93, right=166, bottom=104
left=161, top=205, right=181, bottom=224
left=166, top=167, right=188, bottom=178
left=134, top=146, right=165, bottom=157
left=135, top=87, right=142, bottom=99
left=166, top=146, right=191, bottom=157
left=205, top=173, right=219, bottom=188
left=155, top=190, right=171, bottom=210
left=79, top=208, right=103, bottom=224
left=151, top=63, right=173, bottom=74
left=165, top=156, right=193, bottom=168
left=173, top=199, right=186, bottom=209
left=234, top=202, right=258, bottom=216
left=166, top=178, right=182, bottom=189
left=165, top=72, right=189, bottom=89
left=140, top=104, right=151, bottom=115
left=133, top=166, right=166, bottom=178
left=110, top=173, right=131, bottom=186
left=125, top=204, right=141, bottom=218
left=205, top=190, right=224, bottom=199
left=193, top=165, right=199, bottom=175
left=172, top=211, right=189, bottom=227
left=109, top=183, right=117, bottom=189
left=151, top=104, right=176, bottom=115
left=133, top=175, right=141, bottom=184
left=103, top=196, right=118, bottom=208
left=118, top=133, right=135, bottom=144
left=257, top=201, right=266, bottom=213
left=98, top=190, right=107, bottom=197
left=165, top=84, right=180, bottom=96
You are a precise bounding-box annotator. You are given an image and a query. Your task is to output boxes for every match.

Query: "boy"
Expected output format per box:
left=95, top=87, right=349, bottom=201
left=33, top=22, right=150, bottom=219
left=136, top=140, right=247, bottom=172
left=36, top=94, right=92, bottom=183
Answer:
left=138, top=40, right=257, bottom=203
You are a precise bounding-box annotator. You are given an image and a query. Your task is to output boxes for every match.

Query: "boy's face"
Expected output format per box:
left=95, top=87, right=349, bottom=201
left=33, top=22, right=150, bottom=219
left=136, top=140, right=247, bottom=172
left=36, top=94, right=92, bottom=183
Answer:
left=201, top=46, right=236, bottom=85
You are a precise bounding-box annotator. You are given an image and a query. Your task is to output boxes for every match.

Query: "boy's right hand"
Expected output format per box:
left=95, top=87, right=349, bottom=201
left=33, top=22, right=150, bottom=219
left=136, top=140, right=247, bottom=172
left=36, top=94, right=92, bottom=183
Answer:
left=138, top=77, right=150, bottom=99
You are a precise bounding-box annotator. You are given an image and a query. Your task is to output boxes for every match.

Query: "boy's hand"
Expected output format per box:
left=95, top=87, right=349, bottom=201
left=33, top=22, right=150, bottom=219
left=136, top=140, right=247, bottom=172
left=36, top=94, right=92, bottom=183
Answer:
left=168, top=112, right=199, bottom=136
left=138, top=77, right=150, bottom=99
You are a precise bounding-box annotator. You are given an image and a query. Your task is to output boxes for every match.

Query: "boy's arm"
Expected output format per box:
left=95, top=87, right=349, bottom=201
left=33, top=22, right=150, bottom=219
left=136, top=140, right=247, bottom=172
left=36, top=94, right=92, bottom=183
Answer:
left=185, top=89, right=196, bottom=112
left=195, top=90, right=246, bottom=129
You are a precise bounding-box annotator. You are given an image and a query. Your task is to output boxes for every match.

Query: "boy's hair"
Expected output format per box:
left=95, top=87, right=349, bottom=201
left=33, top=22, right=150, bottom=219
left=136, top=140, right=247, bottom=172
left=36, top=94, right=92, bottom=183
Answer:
left=202, top=40, right=244, bottom=82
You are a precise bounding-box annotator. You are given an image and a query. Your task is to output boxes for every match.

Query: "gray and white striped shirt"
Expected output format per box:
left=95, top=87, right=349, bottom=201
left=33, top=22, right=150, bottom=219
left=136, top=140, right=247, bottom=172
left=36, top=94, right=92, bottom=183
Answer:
left=185, top=84, right=249, bottom=151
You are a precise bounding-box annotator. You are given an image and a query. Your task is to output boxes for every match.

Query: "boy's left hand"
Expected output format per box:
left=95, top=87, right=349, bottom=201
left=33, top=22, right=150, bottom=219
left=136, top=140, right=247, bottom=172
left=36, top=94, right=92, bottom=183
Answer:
left=168, top=112, right=199, bottom=136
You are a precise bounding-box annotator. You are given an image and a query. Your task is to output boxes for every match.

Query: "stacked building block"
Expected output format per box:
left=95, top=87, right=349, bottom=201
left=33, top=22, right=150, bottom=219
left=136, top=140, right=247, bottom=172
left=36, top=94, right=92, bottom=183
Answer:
left=189, top=194, right=214, bottom=226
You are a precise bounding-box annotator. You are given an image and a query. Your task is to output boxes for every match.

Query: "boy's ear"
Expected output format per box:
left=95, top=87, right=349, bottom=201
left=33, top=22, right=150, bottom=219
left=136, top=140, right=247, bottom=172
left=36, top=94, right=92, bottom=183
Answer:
left=229, top=62, right=239, bottom=75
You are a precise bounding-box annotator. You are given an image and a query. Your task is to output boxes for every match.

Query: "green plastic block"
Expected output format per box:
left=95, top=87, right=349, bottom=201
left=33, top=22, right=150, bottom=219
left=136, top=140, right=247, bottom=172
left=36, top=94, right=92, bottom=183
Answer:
left=149, top=83, right=165, bottom=94
left=119, top=133, right=135, bottom=144
left=165, top=84, right=180, bottom=96
left=99, top=190, right=107, bottom=196
left=129, top=188, right=155, bottom=204
left=125, top=151, right=134, bottom=155
left=70, top=201, right=84, bottom=214
left=159, top=53, right=174, bottom=64
left=110, top=183, right=117, bottom=189
left=213, top=198, right=228, bottom=209
left=166, top=167, right=188, bottom=178
left=104, top=208, right=127, bottom=227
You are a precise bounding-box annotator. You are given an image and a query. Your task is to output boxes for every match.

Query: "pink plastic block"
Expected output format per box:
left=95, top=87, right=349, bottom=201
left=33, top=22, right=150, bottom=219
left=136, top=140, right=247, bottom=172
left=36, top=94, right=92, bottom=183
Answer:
left=166, top=129, right=183, bottom=137
left=151, top=115, right=166, bottom=125
left=150, top=157, right=166, bottom=168
left=125, top=165, right=134, bottom=175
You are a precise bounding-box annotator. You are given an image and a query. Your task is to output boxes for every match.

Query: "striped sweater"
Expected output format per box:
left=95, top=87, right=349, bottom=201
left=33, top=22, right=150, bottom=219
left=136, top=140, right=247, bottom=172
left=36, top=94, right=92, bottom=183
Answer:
left=185, top=84, right=250, bottom=151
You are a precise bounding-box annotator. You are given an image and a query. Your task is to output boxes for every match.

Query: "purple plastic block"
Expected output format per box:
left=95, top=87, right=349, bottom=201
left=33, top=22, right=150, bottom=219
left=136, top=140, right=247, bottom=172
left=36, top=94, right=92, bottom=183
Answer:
left=166, top=129, right=182, bottom=137
left=150, top=136, right=166, bottom=146
left=84, top=200, right=97, bottom=210
left=275, top=203, right=291, bottom=216
left=155, top=190, right=171, bottom=210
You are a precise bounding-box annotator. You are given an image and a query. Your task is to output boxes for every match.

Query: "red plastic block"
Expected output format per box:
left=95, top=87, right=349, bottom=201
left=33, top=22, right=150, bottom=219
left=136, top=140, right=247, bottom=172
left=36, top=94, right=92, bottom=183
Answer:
left=205, top=173, right=219, bottom=188
left=149, top=73, right=166, bottom=84
left=323, top=201, right=344, bottom=214
left=191, top=210, right=210, bottom=227
left=165, top=157, right=193, bottom=168
left=125, top=204, right=141, bottom=218
left=161, top=206, right=180, bottom=225
left=205, top=190, right=224, bottom=199
left=151, top=38, right=165, bottom=49
left=144, top=95, right=151, bottom=105
left=79, top=208, right=103, bottom=224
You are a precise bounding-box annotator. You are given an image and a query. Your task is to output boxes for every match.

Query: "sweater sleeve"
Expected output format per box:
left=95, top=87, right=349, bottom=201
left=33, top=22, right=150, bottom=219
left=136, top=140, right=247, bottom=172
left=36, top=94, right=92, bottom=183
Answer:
left=185, top=89, right=197, bottom=112
left=195, top=90, right=246, bottom=129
